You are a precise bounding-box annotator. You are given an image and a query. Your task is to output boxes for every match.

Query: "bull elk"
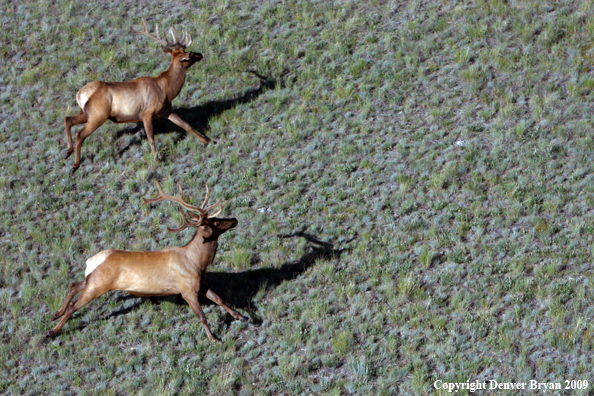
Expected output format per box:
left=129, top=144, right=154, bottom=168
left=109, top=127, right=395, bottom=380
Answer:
left=64, top=18, right=211, bottom=173
left=47, top=182, right=247, bottom=342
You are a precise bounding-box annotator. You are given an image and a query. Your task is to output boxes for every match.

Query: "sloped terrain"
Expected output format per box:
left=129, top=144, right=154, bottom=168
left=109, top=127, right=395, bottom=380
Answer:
left=2, top=0, right=594, bottom=394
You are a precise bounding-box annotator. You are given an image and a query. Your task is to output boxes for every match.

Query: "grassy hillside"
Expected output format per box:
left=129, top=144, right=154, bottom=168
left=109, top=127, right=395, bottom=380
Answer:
left=2, top=0, right=594, bottom=394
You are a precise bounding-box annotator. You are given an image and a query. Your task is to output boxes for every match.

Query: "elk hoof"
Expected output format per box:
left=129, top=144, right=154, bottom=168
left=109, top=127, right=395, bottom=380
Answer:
left=52, top=312, right=59, bottom=321
left=70, top=166, right=79, bottom=175
left=64, top=150, right=73, bottom=159
left=209, top=335, right=222, bottom=343
left=240, top=315, right=249, bottom=322
left=45, top=329, right=56, bottom=338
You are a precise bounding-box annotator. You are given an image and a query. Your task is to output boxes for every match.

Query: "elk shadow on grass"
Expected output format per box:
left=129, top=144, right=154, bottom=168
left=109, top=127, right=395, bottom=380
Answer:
left=101, top=232, right=353, bottom=329
left=114, top=71, right=282, bottom=156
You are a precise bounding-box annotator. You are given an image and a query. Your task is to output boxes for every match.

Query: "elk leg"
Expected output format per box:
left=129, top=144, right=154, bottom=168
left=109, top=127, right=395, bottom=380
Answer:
left=64, top=112, right=87, bottom=159
left=182, top=292, right=221, bottom=343
left=203, top=289, right=248, bottom=322
left=46, top=284, right=105, bottom=337
left=141, top=116, right=157, bottom=156
left=72, top=118, right=105, bottom=174
left=167, top=113, right=211, bottom=145
left=52, top=280, right=86, bottom=320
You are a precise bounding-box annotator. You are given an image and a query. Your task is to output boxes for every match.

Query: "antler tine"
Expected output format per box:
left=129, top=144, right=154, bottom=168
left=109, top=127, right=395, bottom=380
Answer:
left=176, top=182, right=184, bottom=199
left=143, top=180, right=167, bottom=204
left=198, top=184, right=224, bottom=217
left=130, top=17, right=169, bottom=47
left=180, top=31, right=191, bottom=47
left=166, top=206, right=190, bottom=233
left=201, top=184, right=210, bottom=208
left=204, top=198, right=224, bottom=214
left=169, top=26, right=180, bottom=45
left=207, top=201, right=225, bottom=218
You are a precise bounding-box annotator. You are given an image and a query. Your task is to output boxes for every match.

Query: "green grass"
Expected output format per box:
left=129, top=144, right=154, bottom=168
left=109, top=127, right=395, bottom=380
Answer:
left=3, top=0, right=594, bottom=394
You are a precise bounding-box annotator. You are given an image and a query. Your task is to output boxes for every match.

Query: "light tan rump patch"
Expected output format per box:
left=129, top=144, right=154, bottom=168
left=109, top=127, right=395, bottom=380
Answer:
left=77, top=90, right=91, bottom=110
left=85, top=250, right=112, bottom=277
left=76, top=81, right=100, bottom=110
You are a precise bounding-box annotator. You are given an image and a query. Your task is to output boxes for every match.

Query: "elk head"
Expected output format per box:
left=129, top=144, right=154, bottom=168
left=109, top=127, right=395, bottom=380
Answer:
left=143, top=180, right=237, bottom=240
left=130, top=17, right=203, bottom=70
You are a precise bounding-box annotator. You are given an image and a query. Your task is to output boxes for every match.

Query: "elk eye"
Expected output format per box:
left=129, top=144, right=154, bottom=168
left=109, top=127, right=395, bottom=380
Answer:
left=214, top=221, right=219, bottom=227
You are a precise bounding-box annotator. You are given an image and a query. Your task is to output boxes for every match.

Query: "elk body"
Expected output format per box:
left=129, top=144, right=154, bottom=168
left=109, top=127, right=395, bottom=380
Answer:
left=47, top=182, right=247, bottom=342
left=64, top=18, right=211, bottom=173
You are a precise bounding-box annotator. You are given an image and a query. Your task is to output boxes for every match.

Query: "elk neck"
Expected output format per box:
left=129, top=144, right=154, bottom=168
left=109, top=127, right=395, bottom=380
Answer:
left=183, top=227, right=219, bottom=271
left=157, top=60, right=187, bottom=102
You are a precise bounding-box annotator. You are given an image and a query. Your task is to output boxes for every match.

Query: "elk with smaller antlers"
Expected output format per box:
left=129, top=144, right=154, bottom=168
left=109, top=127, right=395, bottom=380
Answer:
left=64, top=18, right=211, bottom=173
left=47, top=182, right=247, bottom=342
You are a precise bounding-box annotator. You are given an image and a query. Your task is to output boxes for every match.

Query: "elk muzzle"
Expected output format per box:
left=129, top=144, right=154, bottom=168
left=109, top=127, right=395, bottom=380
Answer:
left=189, top=52, right=203, bottom=62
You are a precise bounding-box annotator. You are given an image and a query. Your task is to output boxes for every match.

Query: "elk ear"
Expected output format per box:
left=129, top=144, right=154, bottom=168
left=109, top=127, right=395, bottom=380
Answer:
left=188, top=211, right=206, bottom=226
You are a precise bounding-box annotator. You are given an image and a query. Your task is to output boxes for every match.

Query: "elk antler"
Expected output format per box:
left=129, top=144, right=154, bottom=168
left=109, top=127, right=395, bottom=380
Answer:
left=143, top=181, right=204, bottom=212
left=129, top=17, right=169, bottom=47
left=130, top=17, right=192, bottom=49
left=165, top=205, right=199, bottom=233
left=169, top=26, right=192, bottom=48
left=143, top=181, right=225, bottom=232
left=200, top=184, right=225, bottom=218
left=184, top=31, right=192, bottom=48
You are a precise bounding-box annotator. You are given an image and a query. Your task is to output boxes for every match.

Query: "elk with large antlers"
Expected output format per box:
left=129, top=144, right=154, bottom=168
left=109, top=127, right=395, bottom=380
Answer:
left=47, top=182, right=247, bottom=342
left=64, top=18, right=211, bottom=173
